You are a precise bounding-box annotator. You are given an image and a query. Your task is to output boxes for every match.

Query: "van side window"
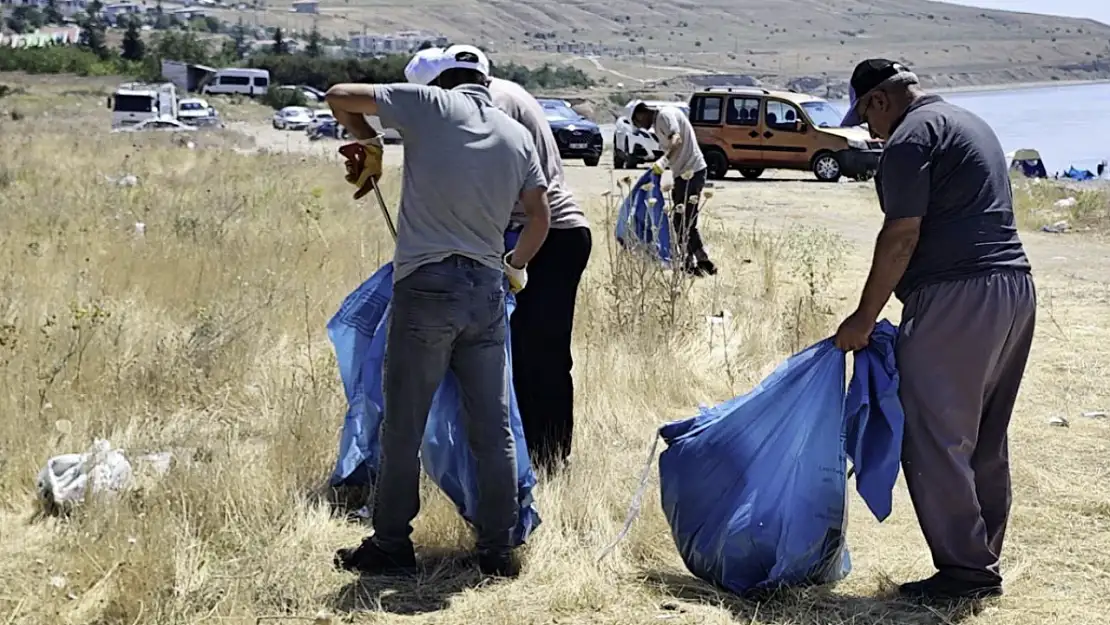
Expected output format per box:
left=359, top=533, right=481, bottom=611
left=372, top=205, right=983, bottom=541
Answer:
left=765, top=100, right=804, bottom=133
left=726, top=97, right=760, bottom=126
left=220, top=75, right=250, bottom=86
left=689, top=96, right=723, bottom=125
left=253, top=77, right=269, bottom=87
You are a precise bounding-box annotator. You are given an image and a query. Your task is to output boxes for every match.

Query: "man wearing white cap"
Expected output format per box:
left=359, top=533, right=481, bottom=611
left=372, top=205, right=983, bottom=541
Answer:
left=407, top=44, right=592, bottom=475
left=326, top=43, right=551, bottom=579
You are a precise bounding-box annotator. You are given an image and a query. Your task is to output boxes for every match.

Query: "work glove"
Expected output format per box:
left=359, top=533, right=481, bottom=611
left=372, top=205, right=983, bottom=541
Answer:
left=337, top=137, right=384, bottom=200
left=650, top=157, right=668, bottom=176
left=503, top=251, right=528, bottom=294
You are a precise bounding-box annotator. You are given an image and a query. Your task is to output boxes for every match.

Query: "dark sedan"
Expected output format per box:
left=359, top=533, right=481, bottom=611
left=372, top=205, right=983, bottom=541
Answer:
left=537, top=99, right=603, bottom=167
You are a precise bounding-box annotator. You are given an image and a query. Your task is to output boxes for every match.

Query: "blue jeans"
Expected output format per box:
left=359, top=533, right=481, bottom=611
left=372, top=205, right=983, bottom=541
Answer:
left=373, top=255, right=517, bottom=552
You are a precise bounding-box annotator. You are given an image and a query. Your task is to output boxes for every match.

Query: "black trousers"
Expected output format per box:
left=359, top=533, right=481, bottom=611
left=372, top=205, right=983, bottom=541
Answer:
left=671, top=168, right=709, bottom=266
left=510, top=226, right=592, bottom=472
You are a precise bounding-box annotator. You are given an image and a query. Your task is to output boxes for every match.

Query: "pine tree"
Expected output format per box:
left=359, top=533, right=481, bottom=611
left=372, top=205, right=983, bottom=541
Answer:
left=271, top=27, right=288, bottom=54
left=305, top=24, right=322, bottom=57
left=43, top=0, right=64, bottom=25
left=77, top=1, right=109, bottom=59
left=121, top=16, right=145, bottom=61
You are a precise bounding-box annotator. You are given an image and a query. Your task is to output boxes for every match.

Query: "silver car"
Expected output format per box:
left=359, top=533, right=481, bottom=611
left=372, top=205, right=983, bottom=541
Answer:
left=272, top=106, right=315, bottom=131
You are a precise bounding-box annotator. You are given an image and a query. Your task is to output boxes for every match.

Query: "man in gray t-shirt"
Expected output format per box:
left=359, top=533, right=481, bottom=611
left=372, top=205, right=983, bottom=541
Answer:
left=405, top=49, right=592, bottom=473
left=833, top=59, right=1035, bottom=602
left=632, top=102, right=716, bottom=276
left=326, top=44, right=550, bottom=579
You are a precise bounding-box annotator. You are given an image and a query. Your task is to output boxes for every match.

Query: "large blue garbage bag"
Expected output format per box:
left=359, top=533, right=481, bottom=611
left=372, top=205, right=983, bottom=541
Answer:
left=327, top=241, right=541, bottom=546
left=658, top=321, right=904, bottom=595
left=1064, top=166, right=1094, bottom=181
left=614, top=169, right=672, bottom=263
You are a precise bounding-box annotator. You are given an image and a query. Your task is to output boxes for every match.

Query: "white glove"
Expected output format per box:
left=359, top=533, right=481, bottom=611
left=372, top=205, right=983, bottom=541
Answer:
left=503, top=252, right=528, bottom=294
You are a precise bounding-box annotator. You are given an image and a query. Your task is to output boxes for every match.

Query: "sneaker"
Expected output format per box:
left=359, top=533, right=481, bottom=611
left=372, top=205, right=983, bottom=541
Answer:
left=334, top=537, right=417, bottom=576
left=898, top=573, right=1002, bottom=601
left=477, top=549, right=521, bottom=578
left=682, top=261, right=706, bottom=277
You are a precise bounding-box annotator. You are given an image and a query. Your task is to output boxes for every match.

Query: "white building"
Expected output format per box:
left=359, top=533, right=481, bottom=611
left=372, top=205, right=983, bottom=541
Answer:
left=0, top=0, right=87, bottom=17
left=291, top=0, right=316, bottom=13
left=347, top=30, right=447, bottom=55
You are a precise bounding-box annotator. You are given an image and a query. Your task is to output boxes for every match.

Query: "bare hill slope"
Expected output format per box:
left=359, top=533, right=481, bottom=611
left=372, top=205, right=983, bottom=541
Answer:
left=233, top=0, right=1110, bottom=87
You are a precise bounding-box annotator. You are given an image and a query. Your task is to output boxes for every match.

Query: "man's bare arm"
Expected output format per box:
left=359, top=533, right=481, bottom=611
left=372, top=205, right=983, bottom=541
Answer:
left=664, top=132, right=682, bottom=161
left=510, top=187, right=551, bottom=267
left=856, top=217, right=921, bottom=320
left=325, top=84, right=380, bottom=141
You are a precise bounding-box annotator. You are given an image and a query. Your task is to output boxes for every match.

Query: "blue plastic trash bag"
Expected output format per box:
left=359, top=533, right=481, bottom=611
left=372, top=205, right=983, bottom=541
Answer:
left=614, top=169, right=672, bottom=263
left=327, top=241, right=541, bottom=546
left=658, top=321, right=904, bottom=595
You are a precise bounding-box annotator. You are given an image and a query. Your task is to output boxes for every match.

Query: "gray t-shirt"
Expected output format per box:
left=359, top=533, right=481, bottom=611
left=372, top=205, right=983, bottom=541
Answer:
left=653, top=106, right=706, bottom=178
left=488, top=78, right=588, bottom=231
left=373, top=83, right=548, bottom=282
left=876, top=95, right=1031, bottom=301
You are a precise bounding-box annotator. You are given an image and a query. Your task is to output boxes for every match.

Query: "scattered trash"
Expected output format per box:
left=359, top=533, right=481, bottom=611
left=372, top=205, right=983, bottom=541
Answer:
left=1041, top=220, right=1069, bottom=234
left=133, top=222, right=146, bottom=236
left=36, top=439, right=133, bottom=515
left=136, top=451, right=173, bottom=475
left=1054, top=197, right=1077, bottom=209
left=1081, top=411, right=1107, bottom=420
left=1047, top=416, right=1069, bottom=428
left=103, top=174, right=139, bottom=187
left=49, top=575, right=67, bottom=589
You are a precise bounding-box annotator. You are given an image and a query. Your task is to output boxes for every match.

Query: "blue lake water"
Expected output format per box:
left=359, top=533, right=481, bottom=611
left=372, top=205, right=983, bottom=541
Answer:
left=834, top=82, right=1110, bottom=174
left=602, top=82, right=1110, bottom=174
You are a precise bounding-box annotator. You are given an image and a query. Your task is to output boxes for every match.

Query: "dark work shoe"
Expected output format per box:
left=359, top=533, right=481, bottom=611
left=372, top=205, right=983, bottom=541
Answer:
left=898, top=573, right=1002, bottom=601
left=682, top=261, right=706, bottom=277
left=696, top=259, right=718, bottom=276
left=334, top=537, right=417, bottom=576
left=477, top=549, right=522, bottom=578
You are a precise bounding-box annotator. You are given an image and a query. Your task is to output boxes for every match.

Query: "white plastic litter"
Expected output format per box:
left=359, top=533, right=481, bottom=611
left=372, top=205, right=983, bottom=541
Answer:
left=36, top=439, right=133, bottom=513
left=1054, top=197, right=1077, bottom=208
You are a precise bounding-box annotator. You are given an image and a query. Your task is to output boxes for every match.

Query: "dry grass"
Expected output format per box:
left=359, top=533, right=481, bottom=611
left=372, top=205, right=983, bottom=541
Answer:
left=1011, top=176, right=1110, bottom=232
left=0, top=79, right=1108, bottom=625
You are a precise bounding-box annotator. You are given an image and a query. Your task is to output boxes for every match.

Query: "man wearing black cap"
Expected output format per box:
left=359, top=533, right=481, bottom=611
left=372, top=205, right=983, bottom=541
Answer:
left=833, top=59, right=1036, bottom=601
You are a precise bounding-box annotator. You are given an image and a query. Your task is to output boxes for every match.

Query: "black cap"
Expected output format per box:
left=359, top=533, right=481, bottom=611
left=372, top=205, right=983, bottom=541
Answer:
left=841, top=59, right=916, bottom=126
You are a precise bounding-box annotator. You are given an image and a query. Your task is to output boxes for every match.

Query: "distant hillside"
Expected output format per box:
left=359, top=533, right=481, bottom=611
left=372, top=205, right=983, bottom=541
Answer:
left=211, top=0, right=1110, bottom=88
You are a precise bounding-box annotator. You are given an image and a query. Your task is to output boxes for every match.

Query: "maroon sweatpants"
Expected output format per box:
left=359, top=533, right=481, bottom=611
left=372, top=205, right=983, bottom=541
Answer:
left=897, top=270, right=1036, bottom=585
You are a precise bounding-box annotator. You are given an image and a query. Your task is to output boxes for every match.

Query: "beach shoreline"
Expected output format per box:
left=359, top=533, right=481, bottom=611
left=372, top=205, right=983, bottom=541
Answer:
left=930, top=78, right=1110, bottom=95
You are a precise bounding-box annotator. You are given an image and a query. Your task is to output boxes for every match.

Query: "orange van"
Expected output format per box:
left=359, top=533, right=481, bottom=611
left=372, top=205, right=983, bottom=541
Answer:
left=688, top=87, right=884, bottom=182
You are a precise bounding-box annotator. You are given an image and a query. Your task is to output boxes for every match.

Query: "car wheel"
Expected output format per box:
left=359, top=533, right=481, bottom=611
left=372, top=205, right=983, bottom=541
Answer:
left=739, top=167, right=764, bottom=180
left=705, top=149, right=729, bottom=180
left=613, top=147, right=626, bottom=169
left=812, top=152, right=842, bottom=182
left=852, top=171, right=874, bottom=182
left=584, top=156, right=599, bottom=167
left=272, top=120, right=280, bottom=129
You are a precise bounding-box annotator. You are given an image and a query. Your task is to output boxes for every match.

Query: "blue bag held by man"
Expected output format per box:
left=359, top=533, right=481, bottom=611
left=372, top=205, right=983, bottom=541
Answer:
left=658, top=321, right=904, bottom=595
left=327, top=256, right=541, bottom=547
left=615, top=169, right=672, bottom=263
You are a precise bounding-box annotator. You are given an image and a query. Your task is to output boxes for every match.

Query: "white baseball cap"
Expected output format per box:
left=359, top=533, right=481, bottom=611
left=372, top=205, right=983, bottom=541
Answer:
left=404, top=47, right=446, bottom=85
left=439, top=44, right=490, bottom=78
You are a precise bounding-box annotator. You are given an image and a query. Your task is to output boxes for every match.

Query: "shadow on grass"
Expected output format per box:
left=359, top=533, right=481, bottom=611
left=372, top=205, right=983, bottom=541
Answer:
left=643, top=570, right=984, bottom=624
left=325, top=547, right=493, bottom=615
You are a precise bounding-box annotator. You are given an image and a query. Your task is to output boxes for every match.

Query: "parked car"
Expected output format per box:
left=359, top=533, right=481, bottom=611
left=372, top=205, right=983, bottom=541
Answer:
left=305, top=111, right=402, bottom=143
left=687, top=86, right=883, bottom=182
left=177, top=97, right=216, bottom=125
left=613, top=100, right=689, bottom=169
left=272, top=106, right=315, bottom=131
left=536, top=98, right=602, bottom=167
left=274, top=84, right=325, bottom=103
left=111, top=116, right=196, bottom=133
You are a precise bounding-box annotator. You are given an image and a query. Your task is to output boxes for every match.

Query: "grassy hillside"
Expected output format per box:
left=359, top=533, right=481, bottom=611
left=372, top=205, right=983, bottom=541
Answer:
left=211, top=0, right=1110, bottom=87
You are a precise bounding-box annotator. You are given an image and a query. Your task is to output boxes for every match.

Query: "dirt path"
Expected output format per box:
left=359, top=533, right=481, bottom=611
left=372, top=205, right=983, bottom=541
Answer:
left=230, top=120, right=1110, bottom=290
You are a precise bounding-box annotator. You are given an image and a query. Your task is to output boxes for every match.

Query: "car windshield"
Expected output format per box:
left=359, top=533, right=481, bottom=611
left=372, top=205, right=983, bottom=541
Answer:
left=284, top=108, right=309, bottom=117
left=801, top=100, right=846, bottom=128
left=542, top=103, right=579, bottom=121
left=180, top=102, right=204, bottom=111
